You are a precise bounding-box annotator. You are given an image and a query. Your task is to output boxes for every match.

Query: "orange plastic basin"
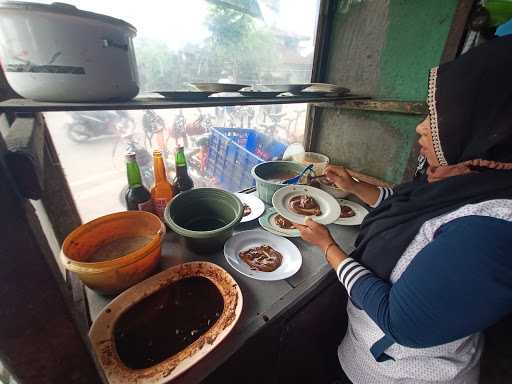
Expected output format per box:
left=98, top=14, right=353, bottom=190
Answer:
left=60, top=211, right=165, bottom=295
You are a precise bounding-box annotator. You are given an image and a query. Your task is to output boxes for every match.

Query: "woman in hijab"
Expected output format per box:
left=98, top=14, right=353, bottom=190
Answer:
left=294, top=35, right=512, bottom=383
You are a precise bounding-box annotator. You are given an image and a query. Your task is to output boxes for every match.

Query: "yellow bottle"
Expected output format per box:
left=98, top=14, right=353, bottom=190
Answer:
left=151, top=150, right=174, bottom=219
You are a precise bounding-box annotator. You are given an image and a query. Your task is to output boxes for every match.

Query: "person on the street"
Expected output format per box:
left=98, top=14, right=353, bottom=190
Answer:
left=142, top=109, right=165, bottom=150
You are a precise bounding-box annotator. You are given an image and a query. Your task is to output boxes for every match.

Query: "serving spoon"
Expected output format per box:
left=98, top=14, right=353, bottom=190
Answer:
left=282, top=164, right=314, bottom=185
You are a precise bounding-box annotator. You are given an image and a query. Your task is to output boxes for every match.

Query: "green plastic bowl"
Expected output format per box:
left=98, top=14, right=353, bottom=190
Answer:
left=164, top=188, right=243, bottom=253
left=251, top=161, right=305, bottom=204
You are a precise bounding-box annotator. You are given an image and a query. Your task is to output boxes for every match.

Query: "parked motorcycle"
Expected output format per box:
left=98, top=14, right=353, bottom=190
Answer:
left=67, top=111, right=123, bottom=142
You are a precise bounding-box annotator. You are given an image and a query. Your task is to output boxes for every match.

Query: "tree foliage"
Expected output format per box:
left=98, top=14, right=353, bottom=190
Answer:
left=203, top=5, right=278, bottom=83
left=134, top=2, right=281, bottom=91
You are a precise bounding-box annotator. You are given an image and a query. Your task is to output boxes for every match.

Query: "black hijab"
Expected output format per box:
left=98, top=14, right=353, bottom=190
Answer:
left=351, top=36, right=512, bottom=280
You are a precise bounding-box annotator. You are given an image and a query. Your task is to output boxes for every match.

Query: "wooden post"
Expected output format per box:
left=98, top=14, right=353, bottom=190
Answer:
left=440, top=0, right=475, bottom=64
left=0, top=65, right=19, bottom=102
left=304, top=0, right=336, bottom=151
left=4, top=117, right=46, bottom=199
left=0, top=118, right=103, bottom=383
left=37, top=113, right=92, bottom=329
left=38, top=114, right=82, bottom=244
left=401, top=0, right=475, bottom=182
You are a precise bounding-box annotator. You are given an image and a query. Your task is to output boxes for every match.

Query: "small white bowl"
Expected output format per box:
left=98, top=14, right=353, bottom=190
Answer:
left=291, top=152, right=329, bottom=175
left=318, top=178, right=350, bottom=199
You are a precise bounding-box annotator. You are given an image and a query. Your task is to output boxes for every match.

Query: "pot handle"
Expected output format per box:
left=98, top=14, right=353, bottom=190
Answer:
left=102, top=39, right=129, bottom=51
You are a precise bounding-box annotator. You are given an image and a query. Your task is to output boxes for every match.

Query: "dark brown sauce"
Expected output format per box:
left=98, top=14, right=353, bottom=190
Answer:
left=239, top=245, right=283, bottom=272
left=274, top=214, right=294, bottom=229
left=340, top=205, right=355, bottom=218
left=243, top=204, right=252, bottom=217
left=289, top=195, right=321, bottom=216
left=264, top=170, right=299, bottom=183
left=114, top=276, right=224, bottom=369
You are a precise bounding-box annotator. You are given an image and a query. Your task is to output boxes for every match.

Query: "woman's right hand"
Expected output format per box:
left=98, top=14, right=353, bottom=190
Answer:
left=325, top=165, right=357, bottom=193
left=325, top=165, right=382, bottom=206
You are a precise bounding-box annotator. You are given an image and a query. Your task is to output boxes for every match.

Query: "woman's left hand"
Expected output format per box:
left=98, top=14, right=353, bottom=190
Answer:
left=293, top=218, right=334, bottom=251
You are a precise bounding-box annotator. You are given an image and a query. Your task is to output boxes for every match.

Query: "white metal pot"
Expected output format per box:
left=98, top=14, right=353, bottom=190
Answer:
left=0, top=2, right=139, bottom=102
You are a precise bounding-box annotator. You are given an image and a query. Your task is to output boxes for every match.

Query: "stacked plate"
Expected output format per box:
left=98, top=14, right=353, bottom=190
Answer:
left=272, top=185, right=341, bottom=224
left=154, top=83, right=350, bottom=100
left=303, top=83, right=350, bottom=94
left=253, top=84, right=311, bottom=94
left=154, top=91, right=214, bottom=100
left=224, top=193, right=302, bottom=281
left=258, top=207, right=301, bottom=238
left=224, top=187, right=368, bottom=281
left=259, top=185, right=369, bottom=237
left=190, top=82, right=248, bottom=93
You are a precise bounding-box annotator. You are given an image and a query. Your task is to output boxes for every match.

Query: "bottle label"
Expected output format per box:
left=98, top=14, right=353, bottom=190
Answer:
left=137, top=199, right=154, bottom=213
left=153, top=198, right=169, bottom=219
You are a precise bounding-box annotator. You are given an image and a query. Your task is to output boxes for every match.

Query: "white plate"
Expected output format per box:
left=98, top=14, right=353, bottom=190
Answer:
left=235, top=193, right=266, bottom=223
left=190, top=82, right=248, bottom=92
left=224, top=230, right=302, bottom=281
left=303, top=83, right=350, bottom=94
left=272, top=185, right=341, bottom=225
left=258, top=207, right=301, bottom=238
left=238, top=90, right=283, bottom=98
left=254, top=84, right=311, bottom=93
left=154, top=91, right=214, bottom=99
left=333, top=199, right=369, bottom=226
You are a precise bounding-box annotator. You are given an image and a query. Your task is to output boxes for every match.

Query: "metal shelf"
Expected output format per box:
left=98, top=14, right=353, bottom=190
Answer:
left=0, top=94, right=367, bottom=112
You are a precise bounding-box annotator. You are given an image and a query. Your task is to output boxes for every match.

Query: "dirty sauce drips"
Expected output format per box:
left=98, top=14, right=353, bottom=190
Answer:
left=114, top=276, right=224, bottom=369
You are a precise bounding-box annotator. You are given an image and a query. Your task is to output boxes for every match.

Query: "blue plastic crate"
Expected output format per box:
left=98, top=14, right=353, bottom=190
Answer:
left=206, top=128, right=287, bottom=192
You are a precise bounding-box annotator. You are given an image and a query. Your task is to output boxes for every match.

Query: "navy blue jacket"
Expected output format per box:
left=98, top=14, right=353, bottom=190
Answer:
left=338, top=216, right=512, bottom=361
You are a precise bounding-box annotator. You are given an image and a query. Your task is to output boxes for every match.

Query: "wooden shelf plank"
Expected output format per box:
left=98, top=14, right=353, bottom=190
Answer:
left=315, top=99, right=428, bottom=115
left=0, top=94, right=367, bottom=112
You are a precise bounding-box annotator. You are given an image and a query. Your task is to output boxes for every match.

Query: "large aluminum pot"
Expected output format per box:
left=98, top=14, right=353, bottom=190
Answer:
left=0, top=1, right=139, bottom=101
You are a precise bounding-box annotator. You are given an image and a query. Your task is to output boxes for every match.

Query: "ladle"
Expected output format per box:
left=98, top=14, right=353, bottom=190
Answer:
left=282, top=164, right=314, bottom=185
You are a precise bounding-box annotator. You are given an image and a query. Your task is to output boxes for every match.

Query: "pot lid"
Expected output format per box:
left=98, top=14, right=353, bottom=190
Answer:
left=0, top=1, right=137, bottom=32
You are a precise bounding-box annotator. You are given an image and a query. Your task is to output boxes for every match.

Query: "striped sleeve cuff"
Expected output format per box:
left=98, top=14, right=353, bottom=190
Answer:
left=336, top=258, right=372, bottom=297
left=370, top=186, right=394, bottom=208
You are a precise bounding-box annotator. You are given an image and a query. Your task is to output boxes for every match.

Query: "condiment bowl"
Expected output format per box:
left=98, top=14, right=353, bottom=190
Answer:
left=60, top=211, right=165, bottom=295
left=251, top=161, right=305, bottom=204
left=164, top=188, right=243, bottom=253
left=291, top=152, right=330, bottom=175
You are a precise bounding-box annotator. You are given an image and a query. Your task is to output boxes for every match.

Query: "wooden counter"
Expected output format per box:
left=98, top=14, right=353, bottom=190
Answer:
left=86, top=198, right=360, bottom=383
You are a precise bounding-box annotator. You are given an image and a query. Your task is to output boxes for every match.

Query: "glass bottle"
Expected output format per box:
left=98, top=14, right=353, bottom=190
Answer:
left=125, top=153, right=153, bottom=212
left=174, top=146, right=194, bottom=194
left=151, top=150, right=174, bottom=219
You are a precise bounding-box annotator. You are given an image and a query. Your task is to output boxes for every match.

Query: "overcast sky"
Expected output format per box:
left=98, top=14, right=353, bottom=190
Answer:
left=29, top=0, right=320, bottom=53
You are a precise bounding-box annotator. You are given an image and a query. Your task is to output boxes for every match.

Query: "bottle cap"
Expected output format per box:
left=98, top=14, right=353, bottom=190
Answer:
left=125, top=152, right=136, bottom=161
